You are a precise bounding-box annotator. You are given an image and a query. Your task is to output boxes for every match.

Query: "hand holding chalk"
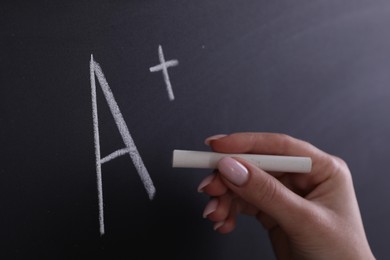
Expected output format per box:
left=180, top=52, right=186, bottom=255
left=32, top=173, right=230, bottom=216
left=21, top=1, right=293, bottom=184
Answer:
left=195, top=132, right=375, bottom=260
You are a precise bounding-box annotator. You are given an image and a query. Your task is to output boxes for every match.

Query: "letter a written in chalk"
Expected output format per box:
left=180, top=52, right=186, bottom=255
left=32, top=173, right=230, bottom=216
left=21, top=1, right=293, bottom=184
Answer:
left=90, top=54, right=156, bottom=236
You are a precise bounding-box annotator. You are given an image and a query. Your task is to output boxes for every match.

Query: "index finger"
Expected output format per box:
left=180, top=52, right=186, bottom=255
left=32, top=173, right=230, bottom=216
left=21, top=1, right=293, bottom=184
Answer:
left=207, top=132, right=320, bottom=158
left=207, top=132, right=343, bottom=184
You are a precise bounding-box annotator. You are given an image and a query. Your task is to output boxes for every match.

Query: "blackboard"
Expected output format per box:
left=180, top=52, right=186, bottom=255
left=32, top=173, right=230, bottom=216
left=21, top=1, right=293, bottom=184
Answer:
left=2, top=1, right=390, bottom=259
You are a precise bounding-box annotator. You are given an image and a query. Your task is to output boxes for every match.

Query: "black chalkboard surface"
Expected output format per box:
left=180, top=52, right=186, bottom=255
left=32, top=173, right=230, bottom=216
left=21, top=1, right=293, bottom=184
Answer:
left=2, top=1, right=390, bottom=259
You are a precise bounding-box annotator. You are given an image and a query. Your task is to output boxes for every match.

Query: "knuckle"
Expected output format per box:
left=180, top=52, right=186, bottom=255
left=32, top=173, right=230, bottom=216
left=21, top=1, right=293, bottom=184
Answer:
left=329, top=155, right=348, bottom=171
left=255, top=176, right=280, bottom=206
left=327, top=155, right=352, bottom=180
left=333, top=155, right=348, bottom=169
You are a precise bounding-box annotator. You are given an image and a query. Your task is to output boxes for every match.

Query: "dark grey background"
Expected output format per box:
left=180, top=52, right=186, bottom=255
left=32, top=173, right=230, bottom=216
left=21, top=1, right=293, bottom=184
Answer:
left=2, top=1, right=389, bottom=259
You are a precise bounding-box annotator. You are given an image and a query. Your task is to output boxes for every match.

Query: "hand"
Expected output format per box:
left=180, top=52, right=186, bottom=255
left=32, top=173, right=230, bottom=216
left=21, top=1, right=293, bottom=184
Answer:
left=198, top=132, right=375, bottom=260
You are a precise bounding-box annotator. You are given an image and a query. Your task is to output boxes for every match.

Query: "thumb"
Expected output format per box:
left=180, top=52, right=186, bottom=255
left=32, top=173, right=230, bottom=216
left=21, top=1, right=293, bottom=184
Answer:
left=217, top=157, right=310, bottom=231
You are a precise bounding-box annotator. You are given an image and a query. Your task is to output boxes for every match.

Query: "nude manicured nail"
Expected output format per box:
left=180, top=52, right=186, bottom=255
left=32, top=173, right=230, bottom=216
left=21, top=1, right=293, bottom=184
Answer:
left=197, top=175, right=215, bottom=193
left=218, top=157, right=249, bottom=186
left=213, top=221, right=225, bottom=230
left=204, top=134, right=227, bottom=146
left=202, top=198, right=218, bottom=218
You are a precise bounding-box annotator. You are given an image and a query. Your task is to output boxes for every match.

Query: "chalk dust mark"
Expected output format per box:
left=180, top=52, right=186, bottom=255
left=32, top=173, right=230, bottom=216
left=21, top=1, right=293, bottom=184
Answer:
left=149, top=45, right=179, bottom=101
left=90, top=54, right=156, bottom=236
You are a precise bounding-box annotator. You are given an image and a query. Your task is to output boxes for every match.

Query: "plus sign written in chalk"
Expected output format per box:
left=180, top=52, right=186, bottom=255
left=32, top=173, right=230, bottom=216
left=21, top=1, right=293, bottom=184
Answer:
left=149, top=45, right=179, bottom=101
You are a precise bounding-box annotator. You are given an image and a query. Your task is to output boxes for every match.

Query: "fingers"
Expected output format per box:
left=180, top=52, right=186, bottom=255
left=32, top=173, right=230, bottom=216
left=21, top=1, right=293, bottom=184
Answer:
left=198, top=174, right=238, bottom=233
left=201, top=193, right=238, bottom=234
left=217, top=156, right=311, bottom=234
left=207, top=132, right=318, bottom=156
left=198, top=172, right=272, bottom=233
left=198, top=173, right=239, bottom=234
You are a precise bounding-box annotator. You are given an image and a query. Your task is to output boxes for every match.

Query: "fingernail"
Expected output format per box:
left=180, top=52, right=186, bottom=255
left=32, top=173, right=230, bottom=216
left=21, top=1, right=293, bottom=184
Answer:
left=204, top=134, right=227, bottom=146
left=197, top=175, right=215, bottom=193
left=218, top=157, right=248, bottom=186
left=213, top=221, right=225, bottom=230
left=202, top=198, right=218, bottom=218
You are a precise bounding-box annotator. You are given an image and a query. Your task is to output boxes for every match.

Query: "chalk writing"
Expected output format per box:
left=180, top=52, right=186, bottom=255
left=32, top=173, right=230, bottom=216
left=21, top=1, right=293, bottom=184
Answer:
left=90, top=55, right=156, bottom=236
left=149, top=45, right=179, bottom=101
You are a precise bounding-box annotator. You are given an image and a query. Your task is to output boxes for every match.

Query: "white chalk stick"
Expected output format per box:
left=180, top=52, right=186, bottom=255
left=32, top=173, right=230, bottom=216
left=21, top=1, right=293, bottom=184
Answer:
left=172, top=149, right=312, bottom=173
